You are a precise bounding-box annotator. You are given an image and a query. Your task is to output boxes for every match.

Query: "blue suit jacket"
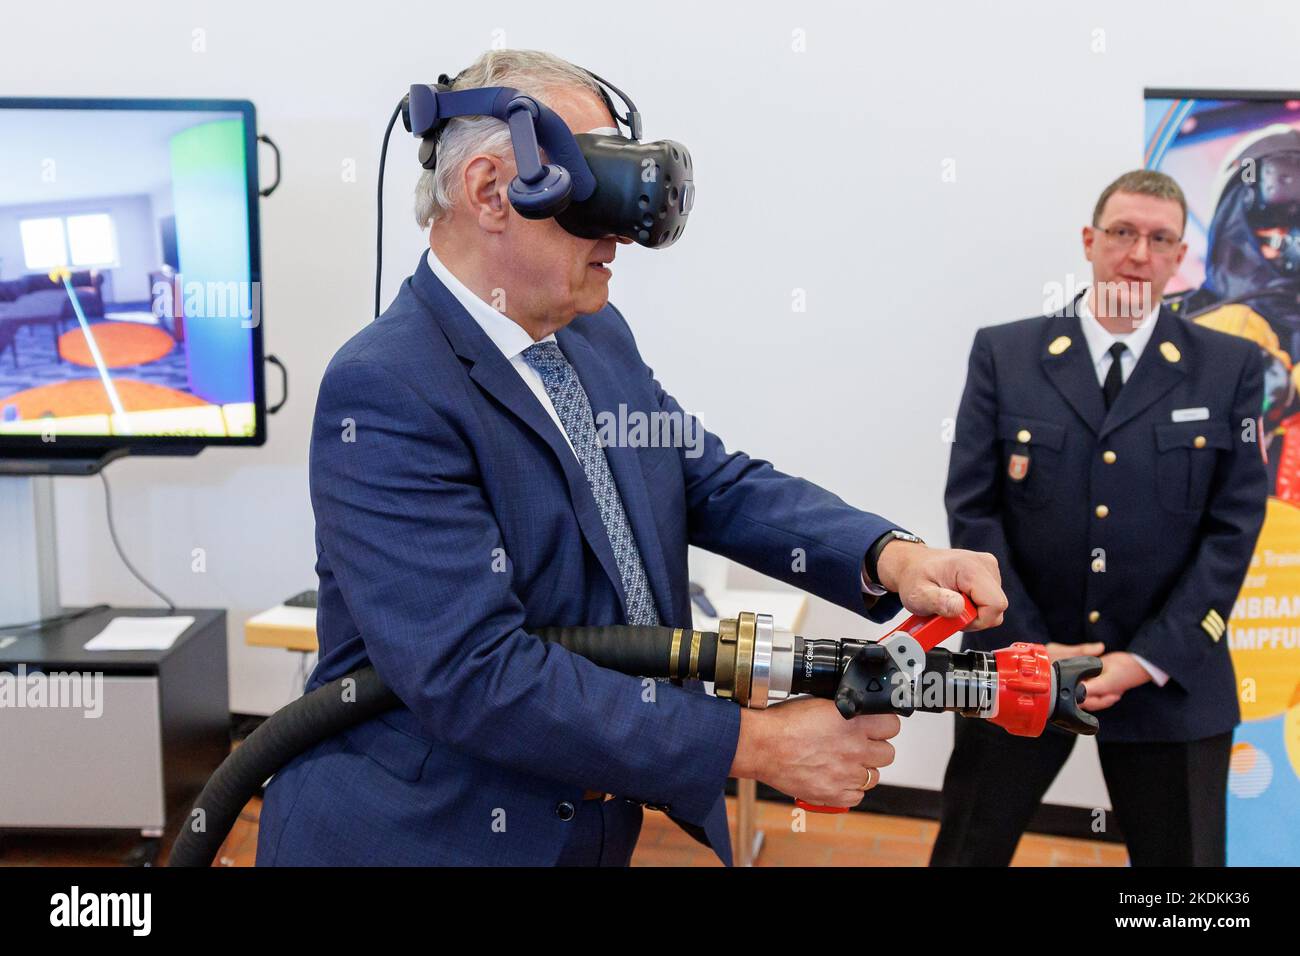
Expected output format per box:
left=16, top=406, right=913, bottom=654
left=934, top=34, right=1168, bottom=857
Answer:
left=257, top=251, right=903, bottom=866
left=946, top=303, right=1267, bottom=742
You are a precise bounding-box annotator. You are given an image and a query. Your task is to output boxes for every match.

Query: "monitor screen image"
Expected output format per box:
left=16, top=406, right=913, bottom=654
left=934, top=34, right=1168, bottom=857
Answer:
left=0, top=98, right=264, bottom=452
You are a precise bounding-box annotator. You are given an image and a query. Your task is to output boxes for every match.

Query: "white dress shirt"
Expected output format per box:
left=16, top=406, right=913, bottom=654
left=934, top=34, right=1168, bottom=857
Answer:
left=1075, top=288, right=1170, bottom=688
left=426, top=248, right=577, bottom=458
left=1077, top=287, right=1160, bottom=388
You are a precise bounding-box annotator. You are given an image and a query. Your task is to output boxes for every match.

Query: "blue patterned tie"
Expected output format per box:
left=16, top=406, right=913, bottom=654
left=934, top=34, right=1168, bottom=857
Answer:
left=522, top=341, right=660, bottom=626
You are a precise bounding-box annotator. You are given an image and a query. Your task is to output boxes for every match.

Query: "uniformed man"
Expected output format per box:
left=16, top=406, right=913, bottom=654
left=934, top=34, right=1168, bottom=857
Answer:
left=931, top=169, right=1268, bottom=866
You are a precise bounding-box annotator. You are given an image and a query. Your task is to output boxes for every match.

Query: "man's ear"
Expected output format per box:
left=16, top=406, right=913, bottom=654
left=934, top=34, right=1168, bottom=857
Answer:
left=1081, top=224, right=1096, bottom=262
left=463, top=154, right=510, bottom=234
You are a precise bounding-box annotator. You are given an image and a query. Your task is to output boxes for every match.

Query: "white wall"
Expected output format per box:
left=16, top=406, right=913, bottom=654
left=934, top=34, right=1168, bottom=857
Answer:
left=8, top=0, right=1299, bottom=808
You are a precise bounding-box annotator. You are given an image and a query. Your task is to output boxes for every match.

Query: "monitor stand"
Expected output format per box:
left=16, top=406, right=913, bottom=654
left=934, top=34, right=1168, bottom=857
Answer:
left=0, top=475, right=61, bottom=626
left=0, top=446, right=129, bottom=476
left=0, top=450, right=182, bottom=629
left=0, top=449, right=153, bottom=626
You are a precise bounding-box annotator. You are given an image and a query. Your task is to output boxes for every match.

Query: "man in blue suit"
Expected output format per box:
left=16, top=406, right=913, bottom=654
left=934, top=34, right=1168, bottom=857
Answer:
left=931, top=170, right=1268, bottom=866
left=257, top=49, right=1006, bottom=867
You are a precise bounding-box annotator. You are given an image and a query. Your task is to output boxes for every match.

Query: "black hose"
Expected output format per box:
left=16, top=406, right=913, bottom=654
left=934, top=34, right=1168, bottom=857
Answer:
left=169, top=623, right=713, bottom=867
left=168, top=666, right=399, bottom=867
left=537, top=624, right=718, bottom=681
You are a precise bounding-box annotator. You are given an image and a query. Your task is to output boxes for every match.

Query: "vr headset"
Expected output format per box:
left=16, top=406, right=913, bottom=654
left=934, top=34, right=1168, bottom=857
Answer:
left=401, top=68, right=693, bottom=248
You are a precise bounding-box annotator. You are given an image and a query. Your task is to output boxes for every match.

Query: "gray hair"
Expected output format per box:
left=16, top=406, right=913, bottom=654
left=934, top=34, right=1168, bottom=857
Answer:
left=413, top=49, right=604, bottom=228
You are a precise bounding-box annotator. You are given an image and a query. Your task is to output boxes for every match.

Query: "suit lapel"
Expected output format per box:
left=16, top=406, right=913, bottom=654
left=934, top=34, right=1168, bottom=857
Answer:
left=1099, top=310, right=1189, bottom=439
left=408, top=252, right=630, bottom=617
left=559, top=328, right=676, bottom=625
left=1040, top=309, right=1106, bottom=435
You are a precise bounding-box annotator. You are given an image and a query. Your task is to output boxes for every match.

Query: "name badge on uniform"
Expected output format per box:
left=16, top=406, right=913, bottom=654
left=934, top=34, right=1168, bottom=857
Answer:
left=1172, top=407, right=1209, bottom=422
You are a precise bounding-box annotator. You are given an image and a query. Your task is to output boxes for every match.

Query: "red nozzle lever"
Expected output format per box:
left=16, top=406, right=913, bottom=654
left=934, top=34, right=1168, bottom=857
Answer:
left=796, top=595, right=979, bottom=814
left=882, top=594, right=979, bottom=653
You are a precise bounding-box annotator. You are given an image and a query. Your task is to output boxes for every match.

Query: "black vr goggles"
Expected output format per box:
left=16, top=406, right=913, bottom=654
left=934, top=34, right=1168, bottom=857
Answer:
left=402, top=68, right=693, bottom=248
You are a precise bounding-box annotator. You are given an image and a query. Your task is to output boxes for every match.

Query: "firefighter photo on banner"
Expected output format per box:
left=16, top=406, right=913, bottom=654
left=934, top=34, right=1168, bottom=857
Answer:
left=1145, top=90, right=1300, bottom=865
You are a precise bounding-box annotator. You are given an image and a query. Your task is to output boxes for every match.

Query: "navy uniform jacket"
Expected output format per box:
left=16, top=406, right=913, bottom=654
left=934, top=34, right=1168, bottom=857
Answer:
left=946, top=301, right=1267, bottom=743
left=256, top=251, right=904, bottom=866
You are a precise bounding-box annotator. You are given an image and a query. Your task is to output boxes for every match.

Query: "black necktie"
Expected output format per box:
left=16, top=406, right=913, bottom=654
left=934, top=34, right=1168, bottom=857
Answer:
left=1102, top=342, right=1127, bottom=411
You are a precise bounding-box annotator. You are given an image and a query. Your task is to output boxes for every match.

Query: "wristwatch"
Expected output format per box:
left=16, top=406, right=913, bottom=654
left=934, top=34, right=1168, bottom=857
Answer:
left=865, top=530, right=925, bottom=590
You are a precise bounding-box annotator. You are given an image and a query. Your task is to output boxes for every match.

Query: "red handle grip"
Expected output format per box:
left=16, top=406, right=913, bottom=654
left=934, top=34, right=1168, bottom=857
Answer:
left=880, top=594, right=979, bottom=652
left=795, top=799, right=850, bottom=814
left=794, top=595, right=980, bottom=814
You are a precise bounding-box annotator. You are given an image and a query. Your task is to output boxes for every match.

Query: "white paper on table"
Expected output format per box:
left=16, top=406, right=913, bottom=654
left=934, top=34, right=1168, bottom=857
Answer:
left=83, top=616, right=195, bottom=652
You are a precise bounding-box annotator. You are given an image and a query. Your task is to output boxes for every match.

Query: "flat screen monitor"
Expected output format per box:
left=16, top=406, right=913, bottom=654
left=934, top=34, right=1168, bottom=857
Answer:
left=0, top=97, right=264, bottom=461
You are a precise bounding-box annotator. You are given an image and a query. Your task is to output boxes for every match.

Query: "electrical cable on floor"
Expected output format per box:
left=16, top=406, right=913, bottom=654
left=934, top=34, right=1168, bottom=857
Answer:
left=100, top=470, right=177, bottom=611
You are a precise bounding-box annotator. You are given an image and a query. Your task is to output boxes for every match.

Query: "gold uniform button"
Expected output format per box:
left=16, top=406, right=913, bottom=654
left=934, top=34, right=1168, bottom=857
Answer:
left=1091, top=557, right=1105, bottom=573
left=1194, top=435, right=1207, bottom=449
left=1095, top=504, right=1110, bottom=518
left=1088, top=610, right=1101, bottom=624
left=1102, top=450, right=1117, bottom=464
left=1017, top=429, right=1031, bottom=443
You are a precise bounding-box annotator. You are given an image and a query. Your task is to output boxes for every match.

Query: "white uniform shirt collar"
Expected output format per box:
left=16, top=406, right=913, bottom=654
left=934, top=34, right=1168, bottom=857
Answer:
left=425, top=247, right=556, bottom=358
left=1076, top=286, right=1160, bottom=371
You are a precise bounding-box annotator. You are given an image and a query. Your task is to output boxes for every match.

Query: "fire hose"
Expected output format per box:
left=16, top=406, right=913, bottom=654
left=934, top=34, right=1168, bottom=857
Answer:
left=168, top=597, right=1100, bottom=866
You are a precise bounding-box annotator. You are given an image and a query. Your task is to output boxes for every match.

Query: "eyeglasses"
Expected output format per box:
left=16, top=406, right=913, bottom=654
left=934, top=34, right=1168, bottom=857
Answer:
left=1096, top=223, right=1183, bottom=256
